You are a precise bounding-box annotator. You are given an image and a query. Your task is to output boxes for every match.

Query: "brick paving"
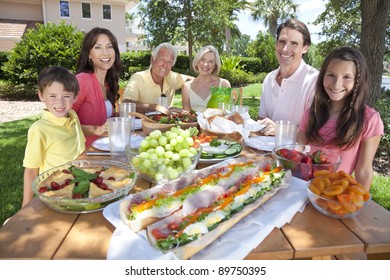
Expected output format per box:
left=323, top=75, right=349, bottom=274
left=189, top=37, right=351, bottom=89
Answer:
left=0, top=101, right=45, bottom=123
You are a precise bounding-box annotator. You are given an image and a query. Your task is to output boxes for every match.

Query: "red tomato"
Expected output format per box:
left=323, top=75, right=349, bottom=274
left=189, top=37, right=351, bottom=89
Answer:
left=168, top=222, right=180, bottom=230
left=72, top=193, right=82, bottom=199
left=151, top=228, right=172, bottom=240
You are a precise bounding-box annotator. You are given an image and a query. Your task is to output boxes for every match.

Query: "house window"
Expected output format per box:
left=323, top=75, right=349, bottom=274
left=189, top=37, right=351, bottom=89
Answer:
left=103, top=4, right=111, bottom=20
left=82, top=3, right=91, bottom=19
left=59, top=1, right=70, bottom=17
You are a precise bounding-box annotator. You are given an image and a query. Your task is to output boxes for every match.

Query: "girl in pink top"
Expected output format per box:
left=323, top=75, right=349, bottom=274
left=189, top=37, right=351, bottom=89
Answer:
left=73, top=28, right=122, bottom=148
left=297, top=47, right=384, bottom=189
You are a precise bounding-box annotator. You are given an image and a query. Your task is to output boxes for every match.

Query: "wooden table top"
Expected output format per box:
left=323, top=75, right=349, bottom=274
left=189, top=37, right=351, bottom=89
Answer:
left=1, top=140, right=389, bottom=260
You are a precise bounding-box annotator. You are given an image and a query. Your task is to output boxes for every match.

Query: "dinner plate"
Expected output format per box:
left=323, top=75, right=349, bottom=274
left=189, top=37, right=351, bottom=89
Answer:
left=245, top=136, right=275, bottom=152
left=92, top=135, right=144, bottom=151
left=133, top=119, right=142, bottom=130
left=199, top=153, right=241, bottom=164
left=199, top=141, right=242, bottom=163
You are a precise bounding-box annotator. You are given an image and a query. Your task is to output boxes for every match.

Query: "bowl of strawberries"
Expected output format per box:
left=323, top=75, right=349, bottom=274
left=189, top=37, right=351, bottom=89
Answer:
left=273, top=144, right=342, bottom=181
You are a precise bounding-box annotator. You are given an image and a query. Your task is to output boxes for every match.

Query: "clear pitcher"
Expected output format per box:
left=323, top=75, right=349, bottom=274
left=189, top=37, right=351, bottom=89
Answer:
left=207, top=87, right=239, bottom=108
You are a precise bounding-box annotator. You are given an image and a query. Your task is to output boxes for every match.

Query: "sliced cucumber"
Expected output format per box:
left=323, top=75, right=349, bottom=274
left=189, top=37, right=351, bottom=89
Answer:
left=230, top=144, right=242, bottom=150
left=225, top=147, right=240, bottom=156
left=214, top=154, right=228, bottom=159
left=201, top=153, right=214, bottom=159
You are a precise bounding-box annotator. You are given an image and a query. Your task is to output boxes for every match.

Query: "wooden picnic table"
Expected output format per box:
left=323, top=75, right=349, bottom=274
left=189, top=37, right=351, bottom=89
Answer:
left=1, top=137, right=389, bottom=260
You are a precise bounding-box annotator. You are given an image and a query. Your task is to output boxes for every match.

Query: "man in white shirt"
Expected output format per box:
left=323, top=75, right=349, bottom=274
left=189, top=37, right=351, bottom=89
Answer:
left=258, top=18, right=319, bottom=135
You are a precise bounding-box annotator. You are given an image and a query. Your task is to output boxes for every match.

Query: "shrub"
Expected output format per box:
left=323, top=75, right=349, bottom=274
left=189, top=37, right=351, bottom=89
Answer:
left=221, top=55, right=243, bottom=71
left=220, top=69, right=252, bottom=87
left=373, top=90, right=390, bottom=174
left=0, top=51, right=10, bottom=80
left=2, top=21, right=83, bottom=87
left=175, top=54, right=191, bottom=71
left=120, top=51, right=150, bottom=80
left=240, top=57, right=274, bottom=74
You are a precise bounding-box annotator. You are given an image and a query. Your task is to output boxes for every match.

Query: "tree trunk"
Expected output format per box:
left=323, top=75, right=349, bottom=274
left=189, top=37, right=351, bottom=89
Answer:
left=188, top=34, right=194, bottom=72
left=360, top=0, right=390, bottom=105
left=225, top=26, right=232, bottom=55
left=269, top=15, right=278, bottom=36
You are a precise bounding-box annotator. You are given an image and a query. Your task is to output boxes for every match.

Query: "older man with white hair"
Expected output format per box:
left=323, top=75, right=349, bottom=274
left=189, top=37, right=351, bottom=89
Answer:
left=123, top=42, right=193, bottom=112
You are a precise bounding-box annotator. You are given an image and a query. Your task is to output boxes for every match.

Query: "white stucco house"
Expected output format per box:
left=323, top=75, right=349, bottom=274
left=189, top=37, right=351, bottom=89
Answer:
left=0, top=0, right=144, bottom=52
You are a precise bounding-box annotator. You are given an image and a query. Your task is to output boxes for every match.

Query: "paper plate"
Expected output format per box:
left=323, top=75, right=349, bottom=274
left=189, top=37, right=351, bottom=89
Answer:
left=92, top=135, right=144, bottom=151
left=245, top=136, right=275, bottom=152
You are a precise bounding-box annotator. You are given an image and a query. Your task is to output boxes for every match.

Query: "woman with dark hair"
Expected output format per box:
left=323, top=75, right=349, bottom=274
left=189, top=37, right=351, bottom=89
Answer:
left=72, top=27, right=122, bottom=148
left=297, top=47, right=384, bottom=189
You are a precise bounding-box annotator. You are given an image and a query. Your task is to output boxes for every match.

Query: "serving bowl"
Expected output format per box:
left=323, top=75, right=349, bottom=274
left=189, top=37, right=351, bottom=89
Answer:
left=273, top=144, right=341, bottom=181
left=307, top=182, right=371, bottom=219
left=126, top=146, right=201, bottom=184
left=32, top=160, right=136, bottom=213
left=142, top=113, right=198, bottom=136
left=126, top=127, right=201, bottom=184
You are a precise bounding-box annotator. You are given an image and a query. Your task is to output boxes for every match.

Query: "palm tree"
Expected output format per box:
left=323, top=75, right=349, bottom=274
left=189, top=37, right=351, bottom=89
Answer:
left=251, top=0, right=298, bottom=36
left=225, top=0, right=251, bottom=54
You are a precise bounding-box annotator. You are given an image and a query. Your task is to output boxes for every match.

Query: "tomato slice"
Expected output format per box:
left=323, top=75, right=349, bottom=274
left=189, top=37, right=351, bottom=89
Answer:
left=151, top=228, right=172, bottom=240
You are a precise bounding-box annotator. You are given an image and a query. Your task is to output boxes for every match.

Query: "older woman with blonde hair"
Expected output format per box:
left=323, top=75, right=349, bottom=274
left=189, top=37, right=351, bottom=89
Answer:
left=182, top=45, right=231, bottom=112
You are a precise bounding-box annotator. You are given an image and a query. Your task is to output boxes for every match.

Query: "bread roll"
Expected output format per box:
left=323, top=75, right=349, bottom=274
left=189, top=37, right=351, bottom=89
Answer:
left=226, top=112, right=244, bottom=125
left=203, top=108, right=225, bottom=119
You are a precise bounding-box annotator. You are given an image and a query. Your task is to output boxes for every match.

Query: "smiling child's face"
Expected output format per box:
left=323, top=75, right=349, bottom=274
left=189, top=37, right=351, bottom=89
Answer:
left=38, top=81, right=76, bottom=118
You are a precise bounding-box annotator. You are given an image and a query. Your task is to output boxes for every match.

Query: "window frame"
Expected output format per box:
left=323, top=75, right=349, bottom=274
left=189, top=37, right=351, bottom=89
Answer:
left=81, top=2, right=92, bottom=19
left=59, top=0, right=71, bottom=18
left=102, top=4, right=112, bottom=21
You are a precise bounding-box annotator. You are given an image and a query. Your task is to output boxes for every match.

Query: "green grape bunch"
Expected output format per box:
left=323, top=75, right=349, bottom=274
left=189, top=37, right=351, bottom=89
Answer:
left=129, top=127, right=201, bottom=183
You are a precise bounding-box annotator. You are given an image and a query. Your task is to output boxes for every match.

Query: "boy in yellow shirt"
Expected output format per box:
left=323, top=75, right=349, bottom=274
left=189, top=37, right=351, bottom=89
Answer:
left=22, top=66, right=86, bottom=207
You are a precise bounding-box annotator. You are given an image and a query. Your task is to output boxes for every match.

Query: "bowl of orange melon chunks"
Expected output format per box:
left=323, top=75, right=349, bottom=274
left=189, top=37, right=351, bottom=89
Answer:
left=307, top=169, right=371, bottom=219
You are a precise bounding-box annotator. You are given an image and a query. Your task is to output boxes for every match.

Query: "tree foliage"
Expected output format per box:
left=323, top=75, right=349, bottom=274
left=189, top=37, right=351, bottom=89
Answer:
left=231, top=34, right=251, bottom=56
left=246, top=31, right=278, bottom=72
left=250, top=0, right=298, bottom=35
left=1, top=21, right=83, bottom=86
left=313, top=0, right=362, bottom=57
left=137, top=0, right=232, bottom=69
left=313, top=0, right=390, bottom=105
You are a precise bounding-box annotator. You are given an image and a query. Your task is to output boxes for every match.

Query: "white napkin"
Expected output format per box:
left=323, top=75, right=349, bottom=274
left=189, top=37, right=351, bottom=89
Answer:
left=104, top=176, right=308, bottom=260
left=197, top=111, right=264, bottom=140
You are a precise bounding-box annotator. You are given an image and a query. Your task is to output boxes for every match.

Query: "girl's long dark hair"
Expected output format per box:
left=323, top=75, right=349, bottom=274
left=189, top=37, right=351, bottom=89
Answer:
left=76, top=27, right=121, bottom=108
left=306, top=47, right=369, bottom=149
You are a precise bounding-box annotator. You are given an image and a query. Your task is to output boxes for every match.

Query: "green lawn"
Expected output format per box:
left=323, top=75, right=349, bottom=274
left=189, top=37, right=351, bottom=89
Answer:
left=0, top=83, right=388, bottom=226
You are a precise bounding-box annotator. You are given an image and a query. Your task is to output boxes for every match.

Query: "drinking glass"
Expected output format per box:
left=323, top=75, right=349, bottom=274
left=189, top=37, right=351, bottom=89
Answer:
left=274, top=120, right=298, bottom=147
left=107, top=117, right=132, bottom=158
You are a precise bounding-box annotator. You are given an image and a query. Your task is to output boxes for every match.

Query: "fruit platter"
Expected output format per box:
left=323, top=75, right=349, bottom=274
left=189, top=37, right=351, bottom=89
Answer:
left=126, top=127, right=201, bottom=183
left=32, top=160, right=136, bottom=213
left=273, top=144, right=342, bottom=181
left=307, top=169, right=371, bottom=219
